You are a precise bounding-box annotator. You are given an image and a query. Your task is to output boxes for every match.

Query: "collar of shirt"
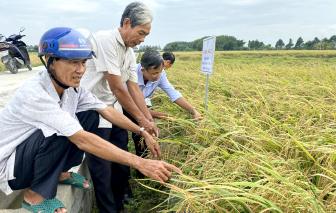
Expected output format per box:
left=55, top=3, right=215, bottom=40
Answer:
left=42, top=70, right=69, bottom=105
left=112, top=27, right=128, bottom=51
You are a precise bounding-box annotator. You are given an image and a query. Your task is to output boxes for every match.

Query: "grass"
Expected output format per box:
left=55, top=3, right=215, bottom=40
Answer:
left=0, top=53, right=43, bottom=71
left=124, top=50, right=336, bottom=212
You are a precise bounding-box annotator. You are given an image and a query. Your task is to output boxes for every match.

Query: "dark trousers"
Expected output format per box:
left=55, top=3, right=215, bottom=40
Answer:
left=86, top=124, right=129, bottom=213
left=123, top=108, right=149, bottom=179
left=8, top=110, right=99, bottom=199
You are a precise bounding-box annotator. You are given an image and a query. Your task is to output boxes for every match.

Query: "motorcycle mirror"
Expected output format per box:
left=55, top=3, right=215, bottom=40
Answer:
left=0, top=34, right=5, bottom=42
left=20, top=27, right=25, bottom=33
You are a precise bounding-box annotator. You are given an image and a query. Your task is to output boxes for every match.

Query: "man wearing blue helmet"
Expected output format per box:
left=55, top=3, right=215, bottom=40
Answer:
left=0, top=27, right=181, bottom=213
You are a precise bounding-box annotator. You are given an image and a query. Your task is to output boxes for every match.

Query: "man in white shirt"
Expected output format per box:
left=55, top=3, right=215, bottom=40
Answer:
left=80, top=2, right=159, bottom=213
left=0, top=27, right=179, bottom=213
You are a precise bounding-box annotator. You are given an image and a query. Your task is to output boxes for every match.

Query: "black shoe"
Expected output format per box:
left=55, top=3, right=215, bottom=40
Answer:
left=123, top=186, right=134, bottom=205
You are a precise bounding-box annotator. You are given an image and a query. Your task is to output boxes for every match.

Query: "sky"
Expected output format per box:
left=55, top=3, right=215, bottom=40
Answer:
left=0, top=0, right=335, bottom=48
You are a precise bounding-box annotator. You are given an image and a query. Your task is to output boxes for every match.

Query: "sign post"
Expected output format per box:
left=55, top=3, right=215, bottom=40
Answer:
left=201, top=36, right=216, bottom=109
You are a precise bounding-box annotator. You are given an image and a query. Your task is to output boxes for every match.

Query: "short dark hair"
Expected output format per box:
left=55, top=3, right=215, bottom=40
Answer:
left=120, top=2, right=153, bottom=28
left=162, top=52, right=175, bottom=64
left=141, top=50, right=164, bottom=71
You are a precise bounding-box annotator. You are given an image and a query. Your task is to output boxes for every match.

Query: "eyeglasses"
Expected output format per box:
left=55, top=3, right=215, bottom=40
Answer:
left=151, top=72, right=161, bottom=78
left=147, top=71, right=162, bottom=78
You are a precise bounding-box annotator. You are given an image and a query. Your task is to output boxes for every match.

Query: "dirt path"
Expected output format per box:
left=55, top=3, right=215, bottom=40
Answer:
left=0, top=66, right=45, bottom=114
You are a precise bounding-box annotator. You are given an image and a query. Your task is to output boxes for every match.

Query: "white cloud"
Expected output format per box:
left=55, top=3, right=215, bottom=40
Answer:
left=229, top=0, right=264, bottom=6
left=49, top=0, right=101, bottom=12
left=142, top=0, right=165, bottom=9
left=325, top=25, right=336, bottom=32
left=1, top=0, right=335, bottom=47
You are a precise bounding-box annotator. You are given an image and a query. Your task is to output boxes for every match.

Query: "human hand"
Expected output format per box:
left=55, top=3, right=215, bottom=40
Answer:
left=193, top=109, right=203, bottom=122
left=139, top=118, right=159, bottom=137
left=137, top=158, right=182, bottom=184
left=142, top=131, right=161, bottom=160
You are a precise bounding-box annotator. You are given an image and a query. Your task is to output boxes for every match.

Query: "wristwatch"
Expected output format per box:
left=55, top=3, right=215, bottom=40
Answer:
left=189, top=107, right=196, bottom=114
left=138, top=127, right=145, bottom=136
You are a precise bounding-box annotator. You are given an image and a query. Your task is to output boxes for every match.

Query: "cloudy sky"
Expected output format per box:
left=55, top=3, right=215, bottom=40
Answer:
left=0, top=0, right=335, bottom=48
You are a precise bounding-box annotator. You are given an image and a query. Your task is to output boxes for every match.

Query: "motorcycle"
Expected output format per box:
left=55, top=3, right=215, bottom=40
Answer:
left=0, top=27, right=32, bottom=74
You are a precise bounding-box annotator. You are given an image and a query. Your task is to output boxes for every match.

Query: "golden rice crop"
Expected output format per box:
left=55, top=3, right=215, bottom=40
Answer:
left=141, top=50, right=336, bottom=212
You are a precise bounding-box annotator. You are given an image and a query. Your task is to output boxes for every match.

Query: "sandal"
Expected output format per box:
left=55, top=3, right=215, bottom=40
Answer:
left=58, top=172, right=92, bottom=190
left=22, top=198, right=65, bottom=213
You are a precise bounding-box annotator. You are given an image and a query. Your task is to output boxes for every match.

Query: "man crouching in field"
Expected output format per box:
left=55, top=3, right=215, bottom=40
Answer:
left=0, top=27, right=181, bottom=213
left=123, top=50, right=201, bottom=179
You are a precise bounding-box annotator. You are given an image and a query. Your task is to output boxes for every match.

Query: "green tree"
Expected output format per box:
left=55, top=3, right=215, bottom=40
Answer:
left=313, top=37, right=320, bottom=45
left=262, top=44, right=273, bottom=50
left=329, top=35, right=336, bottom=49
left=329, top=35, right=336, bottom=43
left=163, top=35, right=245, bottom=52
left=249, top=40, right=265, bottom=50
left=189, top=37, right=207, bottom=51
left=163, top=41, right=189, bottom=51
left=215, top=35, right=245, bottom=51
left=304, top=40, right=315, bottom=50
left=285, top=38, right=294, bottom=50
left=275, top=39, right=285, bottom=50
left=184, top=47, right=194, bottom=51
left=294, top=37, right=304, bottom=49
left=138, top=45, right=162, bottom=52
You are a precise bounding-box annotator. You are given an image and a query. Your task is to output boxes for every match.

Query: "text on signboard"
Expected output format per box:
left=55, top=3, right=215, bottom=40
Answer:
left=203, top=49, right=212, bottom=54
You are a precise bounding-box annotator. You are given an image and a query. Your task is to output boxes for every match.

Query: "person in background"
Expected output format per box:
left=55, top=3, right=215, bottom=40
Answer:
left=149, top=52, right=176, bottom=103
left=80, top=2, right=160, bottom=213
left=124, top=50, right=202, bottom=179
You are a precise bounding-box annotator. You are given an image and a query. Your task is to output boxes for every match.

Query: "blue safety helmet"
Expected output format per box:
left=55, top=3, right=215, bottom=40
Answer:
left=38, top=27, right=97, bottom=60
left=38, top=27, right=98, bottom=92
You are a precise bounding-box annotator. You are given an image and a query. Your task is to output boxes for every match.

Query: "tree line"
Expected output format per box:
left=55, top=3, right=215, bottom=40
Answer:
left=162, top=35, right=336, bottom=51
left=26, top=35, right=336, bottom=53
left=27, top=45, right=39, bottom=52
left=275, top=36, right=336, bottom=50
left=133, top=45, right=161, bottom=52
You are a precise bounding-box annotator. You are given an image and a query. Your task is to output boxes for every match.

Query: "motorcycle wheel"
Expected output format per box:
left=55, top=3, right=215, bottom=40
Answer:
left=27, top=65, right=32, bottom=71
left=5, top=58, right=18, bottom=74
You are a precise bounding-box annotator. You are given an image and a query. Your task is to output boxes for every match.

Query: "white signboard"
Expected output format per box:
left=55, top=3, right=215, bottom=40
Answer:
left=201, top=36, right=216, bottom=75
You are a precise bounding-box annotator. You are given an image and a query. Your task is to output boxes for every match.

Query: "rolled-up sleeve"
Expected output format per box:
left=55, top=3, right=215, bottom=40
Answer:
left=158, top=72, right=183, bottom=103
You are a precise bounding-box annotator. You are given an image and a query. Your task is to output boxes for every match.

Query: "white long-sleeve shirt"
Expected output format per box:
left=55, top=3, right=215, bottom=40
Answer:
left=0, top=70, right=107, bottom=195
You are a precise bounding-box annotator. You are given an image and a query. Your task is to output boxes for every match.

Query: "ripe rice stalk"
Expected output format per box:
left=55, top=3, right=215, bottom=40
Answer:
left=134, top=51, right=336, bottom=212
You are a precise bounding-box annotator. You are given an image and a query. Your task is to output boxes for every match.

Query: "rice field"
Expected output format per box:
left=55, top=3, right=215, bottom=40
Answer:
left=129, top=50, right=336, bottom=212
left=4, top=50, right=334, bottom=212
